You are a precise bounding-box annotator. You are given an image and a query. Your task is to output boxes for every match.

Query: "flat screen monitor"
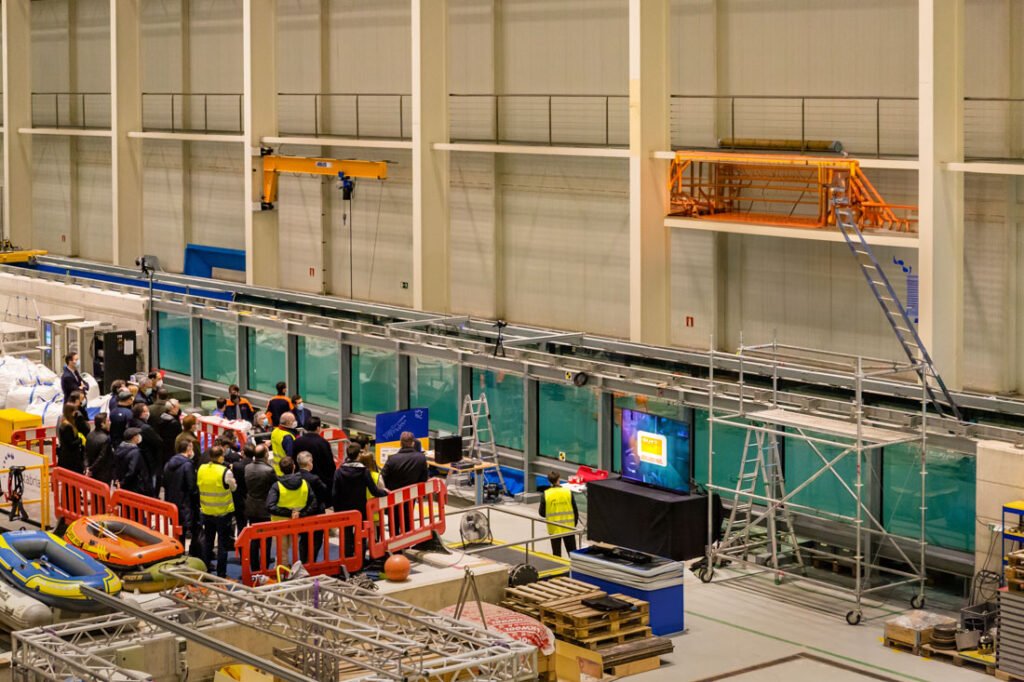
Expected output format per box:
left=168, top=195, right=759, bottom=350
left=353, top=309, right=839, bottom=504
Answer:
left=620, top=408, right=691, bottom=494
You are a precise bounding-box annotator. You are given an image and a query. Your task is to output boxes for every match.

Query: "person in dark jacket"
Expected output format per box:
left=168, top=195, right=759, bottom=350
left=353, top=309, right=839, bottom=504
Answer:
left=333, top=443, right=386, bottom=514
left=130, top=403, right=164, bottom=494
left=156, top=399, right=183, bottom=462
left=265, top=382, right=293, bottom=427
left=295, top=451, right=330, bottom=560
left=115, top=428, right=151, bottom=495
left=291, top=395, right=312, bottom=430
left=163, top=439, right=200, bottom=555
left=134, top=379, right=155, bottom=406
left=65, top=390, right=91, bottom=436
left=60, top=352, right=87, bottom=403
left=380, top=432, right=428, bottom=491
left=293, top=417, right=335, bottom=490
left=243, top=445, right=276, bottom=570
left=109, top=390, right=135, bottom=448
left=230, top=442, right=254, bottom=533
left=148, top=388, right=171, bottom=426
left=334, top=444, right=386, bottom=552
left=57, top=404, right=86, bottom=473
left=224, top=385, right=256, bottom=424
left=106, top=380, right=125, bottom=413
left=85, top=413, right=114, bottom=483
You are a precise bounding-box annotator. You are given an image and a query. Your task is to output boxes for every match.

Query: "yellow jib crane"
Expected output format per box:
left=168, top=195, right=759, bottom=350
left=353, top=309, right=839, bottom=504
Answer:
left=259, top=149, right=389, bottom=210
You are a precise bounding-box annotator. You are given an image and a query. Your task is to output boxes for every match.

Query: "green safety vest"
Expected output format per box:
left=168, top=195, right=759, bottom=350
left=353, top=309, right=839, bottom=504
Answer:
left=544, top=486, right=574, bottom=535
left=271, top=480, right=310, bottom=522
left=269, top=428, right=292, bottom=476
left=198, top=463, right=234, bottom=517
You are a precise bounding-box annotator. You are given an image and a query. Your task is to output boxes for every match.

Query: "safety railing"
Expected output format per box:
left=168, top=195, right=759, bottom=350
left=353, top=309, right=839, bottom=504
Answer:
left=449, top=94, right=629, bottom=146
left=31, top=92, right=111, bottom=129
left=278, top=93, right=411, bottom=139
left=111, top=488, right=181, bottom=539
left=11, top=426, right=58, bottom=466
left=366, top=478, right=447, bottom=558
left=141, top=93, right=244, bottom=134
left=235, top=510, right=365, bottom=586
left=51, top=466, right=109, bottom=524
left=318, top=427, right=349, bottom=466
left=670, top=95, right=918, bottom=158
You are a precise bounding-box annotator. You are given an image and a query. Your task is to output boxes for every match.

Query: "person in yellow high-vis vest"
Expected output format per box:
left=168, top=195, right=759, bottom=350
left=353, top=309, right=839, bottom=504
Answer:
left=269, top=413, right=299, bottom=476
left=197, top=446, right=237, bottom=577
left=539, top=471, right=579, bottom=557
left=266, top=456, right=317, bottom=563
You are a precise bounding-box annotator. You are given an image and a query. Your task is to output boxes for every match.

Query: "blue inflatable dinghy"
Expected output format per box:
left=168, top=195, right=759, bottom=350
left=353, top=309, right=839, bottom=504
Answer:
left=0, top=530, right=122, bottom=612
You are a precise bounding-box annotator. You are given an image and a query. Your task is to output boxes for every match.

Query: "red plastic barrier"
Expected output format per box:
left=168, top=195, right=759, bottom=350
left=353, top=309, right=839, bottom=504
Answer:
left=319, top=427, right=348, bottom=466
left=196, top=416, right=250, bottom=452
left=112, top=489, right=181, bottom=539
left=12, top=426, right=59, bottom=466
left=52, top=467, right=111, bottom=523
left=235, top=511, right=365, bottom=586
left=366, top=478, right=447, bottom=559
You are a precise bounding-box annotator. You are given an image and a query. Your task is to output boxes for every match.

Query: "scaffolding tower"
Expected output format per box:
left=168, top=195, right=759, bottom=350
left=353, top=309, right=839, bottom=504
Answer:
left=700, top=341, right=929, bottom=625
left=13, top=569, right=537, bottom=682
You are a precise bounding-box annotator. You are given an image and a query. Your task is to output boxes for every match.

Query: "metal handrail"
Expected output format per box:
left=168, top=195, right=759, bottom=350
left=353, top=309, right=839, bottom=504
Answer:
left=30, top=92, right=111, bottom=129
left=277, top=92, right=410, bottom=139
left=141, top=92, right=244, bottom=134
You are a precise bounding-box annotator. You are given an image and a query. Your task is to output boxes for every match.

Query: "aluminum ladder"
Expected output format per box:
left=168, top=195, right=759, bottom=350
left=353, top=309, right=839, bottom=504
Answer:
left=716, top=429, right=805, bottom=575
left=460, top=393, right=507, bottom=495
left=831, top=187, right=962, bottom=421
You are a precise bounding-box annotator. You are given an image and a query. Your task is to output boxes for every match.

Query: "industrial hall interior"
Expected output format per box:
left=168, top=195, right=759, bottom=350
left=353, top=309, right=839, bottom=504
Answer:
left=0, top=0, right=1021, bottom=680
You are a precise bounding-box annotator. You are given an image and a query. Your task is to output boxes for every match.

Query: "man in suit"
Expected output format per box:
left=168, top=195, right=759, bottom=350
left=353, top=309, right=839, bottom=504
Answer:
left=60, top=352, right=87, bottom=403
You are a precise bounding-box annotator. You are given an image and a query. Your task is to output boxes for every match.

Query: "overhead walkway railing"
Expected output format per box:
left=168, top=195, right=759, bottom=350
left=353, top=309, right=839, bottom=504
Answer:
left=141, top=92, right=244, bottom=134
left=30, top=92, right=111, bottom=129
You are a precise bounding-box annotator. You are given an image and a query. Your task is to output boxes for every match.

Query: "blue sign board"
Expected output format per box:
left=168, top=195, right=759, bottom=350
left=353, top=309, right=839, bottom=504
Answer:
left=375, top=407, right=430, bottom=443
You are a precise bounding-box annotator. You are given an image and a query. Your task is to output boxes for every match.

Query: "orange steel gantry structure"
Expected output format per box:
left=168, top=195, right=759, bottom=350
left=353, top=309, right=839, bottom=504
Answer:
left=667, top=151, right=916, bottom=232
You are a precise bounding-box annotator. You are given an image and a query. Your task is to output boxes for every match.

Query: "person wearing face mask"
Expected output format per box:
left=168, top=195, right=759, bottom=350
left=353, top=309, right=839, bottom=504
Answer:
left=134, top=379, right=155, bottom=406
left=61, top=352, right=87, bottom=403
left=224, top=385, right=257, bottom=425
left=291, top=395, right=312, bottom=431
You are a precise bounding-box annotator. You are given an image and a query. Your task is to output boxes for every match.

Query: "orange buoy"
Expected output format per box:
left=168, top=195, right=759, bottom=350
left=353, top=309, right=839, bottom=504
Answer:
left=384, top=554, right=411, bottom=582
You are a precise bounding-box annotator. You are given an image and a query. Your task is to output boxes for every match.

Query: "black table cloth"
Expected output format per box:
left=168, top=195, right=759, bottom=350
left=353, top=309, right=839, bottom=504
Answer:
left=586, top=478, right=721, bottom=561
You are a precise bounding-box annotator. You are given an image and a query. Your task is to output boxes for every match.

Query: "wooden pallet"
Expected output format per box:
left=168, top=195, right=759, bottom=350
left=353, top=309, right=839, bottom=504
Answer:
left=501, top=577, right=603, bottom=618
left=884, top=636, right=922, bottom=655
left=555, top=637, right=674, bottom=682
left=996, top=670, right=1024, bottom=682
left=540, top=594, right=650, bottom=640
left=565, top=623, right=653, bottom=648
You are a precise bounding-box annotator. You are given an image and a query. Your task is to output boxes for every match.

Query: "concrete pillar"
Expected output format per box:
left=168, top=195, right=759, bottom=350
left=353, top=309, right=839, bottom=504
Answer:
left=111, top=0, right=144, bottom=266
left=917, top=0, right=964, bottom=389
left=243, top=0, right=279, bottom=287
left=628, top=0, right=670, bottom=345
left=68, top=0, right=80, bottom=256
left=411, top=0, right=450, bottom=313
left=2, top=0, right=33, bottom=248
left=180, top=0, right=193, bottom=251
left=318, top=0, right=331, bottom=295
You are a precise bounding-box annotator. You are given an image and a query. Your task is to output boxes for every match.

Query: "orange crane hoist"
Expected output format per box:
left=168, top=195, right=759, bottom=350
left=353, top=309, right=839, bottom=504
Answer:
left=259, top=148, right=388, bottom=210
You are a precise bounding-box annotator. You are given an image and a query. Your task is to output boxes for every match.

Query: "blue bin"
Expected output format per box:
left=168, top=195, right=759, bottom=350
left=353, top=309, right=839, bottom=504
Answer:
left=569, top=569, right=685, bottom=636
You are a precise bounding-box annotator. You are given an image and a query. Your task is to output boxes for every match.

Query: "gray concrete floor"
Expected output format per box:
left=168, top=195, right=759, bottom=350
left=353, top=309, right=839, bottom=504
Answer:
left=466, top=500, right=983, bottom=682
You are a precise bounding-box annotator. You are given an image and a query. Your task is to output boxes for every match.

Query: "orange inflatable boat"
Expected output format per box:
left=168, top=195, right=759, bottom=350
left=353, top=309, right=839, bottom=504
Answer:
left=65, top=515, right=184, bottom=570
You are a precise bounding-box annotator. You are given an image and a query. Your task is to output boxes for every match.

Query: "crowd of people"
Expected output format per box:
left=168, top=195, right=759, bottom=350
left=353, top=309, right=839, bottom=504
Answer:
left=54, top=351, right=431, bottom=578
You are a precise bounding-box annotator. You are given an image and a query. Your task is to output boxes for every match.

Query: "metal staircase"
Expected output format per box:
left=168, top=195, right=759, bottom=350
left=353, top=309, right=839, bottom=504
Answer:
left=715, top=428, right=805, bottom=576
left=831, top=185, right=962, bottom=421
left=460, top=393, right=507, bottom=495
